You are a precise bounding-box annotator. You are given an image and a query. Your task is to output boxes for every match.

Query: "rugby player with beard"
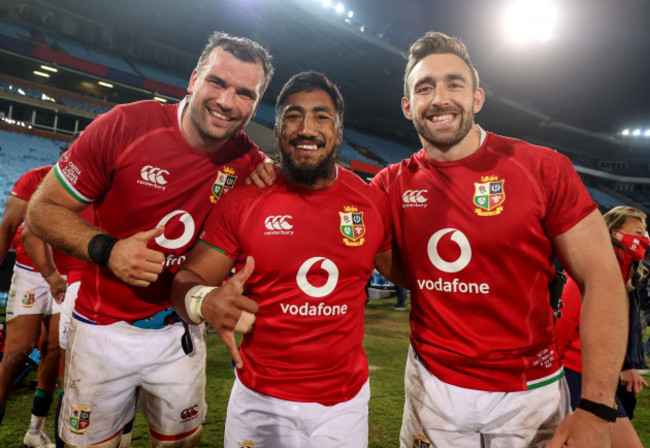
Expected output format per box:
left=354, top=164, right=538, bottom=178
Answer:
left=172, top=71, right=400, bottom=448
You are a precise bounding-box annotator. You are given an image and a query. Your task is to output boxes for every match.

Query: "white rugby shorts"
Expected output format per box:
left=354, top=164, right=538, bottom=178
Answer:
left=58, top=281, right=79, bottom=350
left=6, top=267, right=63, bottom=321
left=399, top=345, right=571, bottom=448
left=59, top=317, right=207, bottom=445
left=225, top=376, right=370, bottom=448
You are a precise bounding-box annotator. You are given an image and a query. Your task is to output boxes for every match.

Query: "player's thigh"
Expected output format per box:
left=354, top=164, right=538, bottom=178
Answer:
left=224, top=377, right=301, bottom=448
left=3, top=313, right=43, bottom=354
left=480, top=377, right=570, bottom=448
left=6, top=268, right=50, bottom=320
left=137, top=322, right=207, bottom=436
left=310, top=381, right=370, bottom=448
left=59, top=319, right=138, bottom=445
left=399, top=345, right=480, bottom=448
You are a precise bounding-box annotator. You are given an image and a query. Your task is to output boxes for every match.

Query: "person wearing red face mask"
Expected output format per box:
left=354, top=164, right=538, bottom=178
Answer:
left=556, top=205, right=649, bottom=448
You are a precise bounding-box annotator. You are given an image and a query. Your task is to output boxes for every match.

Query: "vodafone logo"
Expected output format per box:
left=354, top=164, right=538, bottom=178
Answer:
left=141, top=165, right=169, bottom=185
left=296, top=257, right=339, bottom=298
left=265, top=215, right=293, bottom=230
left=427, top=228, right=472, bottom=273
left=402, top=189, right=428, bottom=203
left=155, top=210, right=196, bottom=250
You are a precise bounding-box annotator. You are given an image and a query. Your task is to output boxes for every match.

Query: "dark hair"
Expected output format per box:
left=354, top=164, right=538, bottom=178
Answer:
left=195, top=31, right=274, bottom=94
left=275, top=71, right=345, bottom=125
left=403, top=31, right=479, bottom=96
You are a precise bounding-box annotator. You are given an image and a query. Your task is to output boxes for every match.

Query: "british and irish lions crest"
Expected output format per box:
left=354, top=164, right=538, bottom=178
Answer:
left=68, top=405, right=91, bottom=435
left=474, top=176, right=505, bottom=216
left=210, top=167, right=237, bottom=203
left=339, top=205, right=366, bottom=246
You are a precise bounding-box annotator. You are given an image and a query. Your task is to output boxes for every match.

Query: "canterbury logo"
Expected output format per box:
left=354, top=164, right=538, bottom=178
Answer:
left=265, top=215, right=293, bottom=230
left=402, top=189, right=428, bottom=203
left=140, top=165, right=169, bottom=185
left=180, top=405, right=198, bottom=420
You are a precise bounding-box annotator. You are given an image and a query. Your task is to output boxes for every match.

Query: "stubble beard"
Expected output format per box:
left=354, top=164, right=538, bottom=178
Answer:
left=414, top=108, right=475, bottom=150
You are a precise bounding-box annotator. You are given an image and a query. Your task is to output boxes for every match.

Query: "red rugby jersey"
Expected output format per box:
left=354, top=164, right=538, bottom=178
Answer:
left=200, top=168, right=391, bottom=405
left=372, top=131, right=596, bottom=392
left=54, top=99, right=265, bottom=324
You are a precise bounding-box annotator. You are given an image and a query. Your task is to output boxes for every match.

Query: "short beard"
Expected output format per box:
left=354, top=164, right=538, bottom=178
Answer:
left=280, top=145, right=339, bottom=186
left=414, top=108, right=474, bottom=150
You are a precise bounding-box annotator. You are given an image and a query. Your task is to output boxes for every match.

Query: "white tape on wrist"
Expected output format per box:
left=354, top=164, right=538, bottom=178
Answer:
left=185, top=285, right=217, bottom=324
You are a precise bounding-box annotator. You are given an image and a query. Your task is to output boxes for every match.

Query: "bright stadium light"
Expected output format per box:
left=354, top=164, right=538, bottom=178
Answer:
left=33, top=70, right=50, bottom=78
left=98, top=81, right=114, bottom=88
left=335, top=3, right=344, bottom=13
left=645, top=130, right=650, bottom=137
left=40, top=65, right=58, bottom=72
left=633, top=129, right=641, bottom=136
left=504, top=0, right=558, bottom=43
left=322, top=0, right=331, bottom=7
left=622, top=129, right=630, bottom=136
left=348, top=10, right=354, bottom=18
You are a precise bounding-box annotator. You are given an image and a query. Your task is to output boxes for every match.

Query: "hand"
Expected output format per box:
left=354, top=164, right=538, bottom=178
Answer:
left=44, top=271, right=67, bottom=304
left=245, top=159, right=277, bottom=188
left=201, top=256, right=259, bottom=368
left=544, top=409, right=612, bottom=448
left=620, top=369, right=647, bottom=395
left=107, top=227, right=165, bottom=287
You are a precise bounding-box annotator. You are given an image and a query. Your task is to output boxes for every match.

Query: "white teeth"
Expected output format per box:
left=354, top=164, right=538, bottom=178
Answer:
left=209, top=109, right=229, bottom=121
left=431, top=114, right=454, bottom=123
left=296, top=144, right=318, bottom=151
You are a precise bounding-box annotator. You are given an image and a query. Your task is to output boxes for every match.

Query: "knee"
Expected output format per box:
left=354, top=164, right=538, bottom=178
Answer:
left=150, top=426, right=203, bottom=448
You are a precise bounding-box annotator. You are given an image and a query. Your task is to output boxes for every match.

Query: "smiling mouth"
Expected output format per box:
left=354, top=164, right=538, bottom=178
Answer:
left=209, top=108, right=233, bottom=122
left=427, top=113, right=456, bottom=124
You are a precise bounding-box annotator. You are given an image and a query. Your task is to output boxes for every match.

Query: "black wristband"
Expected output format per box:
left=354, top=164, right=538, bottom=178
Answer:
left=87, top=234, right=118, bottom=267
left=577, top=398, right=618, bottom=422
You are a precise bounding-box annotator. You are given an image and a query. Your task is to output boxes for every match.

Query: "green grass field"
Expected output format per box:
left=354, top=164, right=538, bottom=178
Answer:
left=1, top=297, right=649, bottom=447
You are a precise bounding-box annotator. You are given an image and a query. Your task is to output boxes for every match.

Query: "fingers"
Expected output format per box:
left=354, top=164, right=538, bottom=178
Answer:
left=137, top=225, right=165, bottom=243
left=234, top=311, right=255, bottom=333
left=220, top=330, right=244, bottom=369
left=228, top=256, right=255, bottom=291
left=245, top=160, right=277, bottom=188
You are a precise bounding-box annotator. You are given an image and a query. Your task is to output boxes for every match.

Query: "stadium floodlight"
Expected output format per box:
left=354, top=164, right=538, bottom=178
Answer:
left=33, top=70, right=50, bottom=78
left=98, top=81, right=114, bottom=88
left=621, top=129, right=630, bottom=136
left=645, top=130, right=650, bottom=137
left=335, top=3, right=344, bottom=13
left=40, top=65, right=58, bottom=72
left=154, top=96, right=168, bottom=103
left=322, top=0, right=331, bottom=6
left=504, top=0, right=557, bottom=43
left=633, top=129, right=641, bottom=136
left=348, top=10, right=354, bottom=18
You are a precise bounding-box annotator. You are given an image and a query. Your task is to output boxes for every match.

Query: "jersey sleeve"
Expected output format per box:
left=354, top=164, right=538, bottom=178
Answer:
left=199, top=190, right=244, bottom=260
left=541, top=152, right=597, bottom=238
left=10, top=168, right=47, bottom=202
left=54, top=108, right=126, bottom=204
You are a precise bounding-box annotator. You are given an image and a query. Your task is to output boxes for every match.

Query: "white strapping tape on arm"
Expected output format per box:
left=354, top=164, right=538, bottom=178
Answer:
left=185, top=285, right=216, bottom=324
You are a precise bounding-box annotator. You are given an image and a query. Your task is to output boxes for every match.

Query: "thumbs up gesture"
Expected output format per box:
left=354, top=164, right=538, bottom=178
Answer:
left=201, top=256, right=259, bottom=368
left=107, top=226, right=165, bottom=287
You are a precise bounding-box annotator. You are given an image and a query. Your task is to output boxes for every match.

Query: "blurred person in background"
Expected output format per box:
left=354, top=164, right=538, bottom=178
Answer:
left=25, top=31, right=273, bottom=448
left=557, top=205, right=648, bottom=448
left=0, top=165, right=70, bottom=448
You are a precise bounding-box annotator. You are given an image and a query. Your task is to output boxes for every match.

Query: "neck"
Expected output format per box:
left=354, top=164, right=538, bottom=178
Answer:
left=423, top=124, right=482, bottom=162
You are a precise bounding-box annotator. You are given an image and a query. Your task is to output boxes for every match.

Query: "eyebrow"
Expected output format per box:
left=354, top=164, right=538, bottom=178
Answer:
left=205, top=74, right=257, bottom=98
left=413, top=73, right=468, bottom=90
left=283, top=105, right=334, bottom=115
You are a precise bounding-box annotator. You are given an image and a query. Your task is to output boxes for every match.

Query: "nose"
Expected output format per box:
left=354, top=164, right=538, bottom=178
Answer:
left=216, top=87, right=236, bottom=110
left=298, top=115, right=318, bottom=137
left=431, top=86, right=450, bottom=107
